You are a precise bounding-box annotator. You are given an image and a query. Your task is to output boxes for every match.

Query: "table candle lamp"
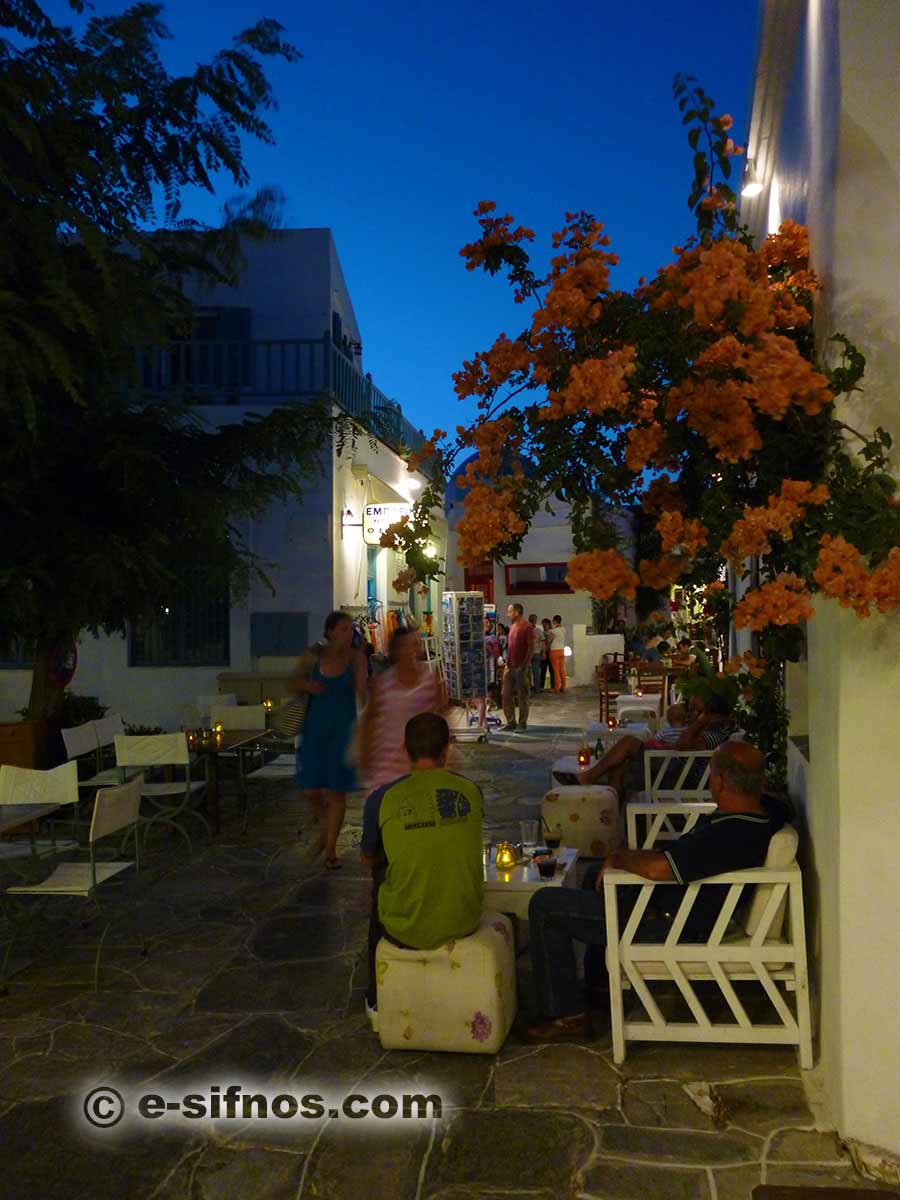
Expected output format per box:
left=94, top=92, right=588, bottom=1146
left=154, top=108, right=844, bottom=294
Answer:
left=213, top=721, right=223, bottom=733
left=577, top=743, right=591, bottom=767
left=494, top=841, right=518, bottom=869
left=263, top=698, right=274, bottom=711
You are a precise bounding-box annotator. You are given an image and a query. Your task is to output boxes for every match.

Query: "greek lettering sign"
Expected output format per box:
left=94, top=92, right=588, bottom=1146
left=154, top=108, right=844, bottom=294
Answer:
left=363, top=502, right=411, bottom=546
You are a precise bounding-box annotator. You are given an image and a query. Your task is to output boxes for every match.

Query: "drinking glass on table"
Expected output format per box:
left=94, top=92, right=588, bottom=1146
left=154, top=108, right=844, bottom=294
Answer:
left=519, top=819, right=539, bottom=848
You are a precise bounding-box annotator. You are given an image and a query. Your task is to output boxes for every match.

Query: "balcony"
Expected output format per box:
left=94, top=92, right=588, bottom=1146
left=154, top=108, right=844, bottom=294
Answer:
left=137, top=334, right=426, bottom=453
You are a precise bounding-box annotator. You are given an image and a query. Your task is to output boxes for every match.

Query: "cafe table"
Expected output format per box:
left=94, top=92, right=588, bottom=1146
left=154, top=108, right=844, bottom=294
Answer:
left=615, top=692, right=663, bottom=719
left=188, top=730, right=275, bottom=834
left=483, top=846, right=578, bottom=924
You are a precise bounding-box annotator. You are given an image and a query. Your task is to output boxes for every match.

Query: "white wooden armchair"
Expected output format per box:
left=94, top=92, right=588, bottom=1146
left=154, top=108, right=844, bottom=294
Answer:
left=641, top=748, right=713, bottom=800
left=603, top=814, right=813, bottom=1068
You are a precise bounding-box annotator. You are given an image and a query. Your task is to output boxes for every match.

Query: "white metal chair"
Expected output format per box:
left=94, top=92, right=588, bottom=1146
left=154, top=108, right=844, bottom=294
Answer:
left=240, top=753, right=295, bottom=831
left=114, top=733, right=209, bottom=854
left=197, top=693, right=237, bottom=722
left=0, top=761, right=80, bottom=863
left=209, top=704, right=266, bottom=731
left=603, top=821, right=813, bottom=1068
left=4, top=776, right=143, bottom=990
left=7, top=775, right=142, bottom=897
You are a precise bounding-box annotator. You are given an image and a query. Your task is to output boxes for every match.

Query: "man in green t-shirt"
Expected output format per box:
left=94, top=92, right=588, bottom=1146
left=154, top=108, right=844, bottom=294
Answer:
left=361, top=712, right=484, bottom=1029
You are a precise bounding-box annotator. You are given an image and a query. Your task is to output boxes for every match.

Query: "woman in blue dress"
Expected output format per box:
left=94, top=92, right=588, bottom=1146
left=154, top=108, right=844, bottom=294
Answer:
left=291, top=611, right=367, bottom=868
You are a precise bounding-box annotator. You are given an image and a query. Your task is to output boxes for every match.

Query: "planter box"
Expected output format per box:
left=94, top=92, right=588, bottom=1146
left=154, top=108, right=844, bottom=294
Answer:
left=0, top=720, right=48, bottom=769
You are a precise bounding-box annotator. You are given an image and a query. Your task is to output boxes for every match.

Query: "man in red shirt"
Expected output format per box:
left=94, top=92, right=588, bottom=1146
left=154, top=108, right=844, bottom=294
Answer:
left=502, top=602, right=536, bottom=731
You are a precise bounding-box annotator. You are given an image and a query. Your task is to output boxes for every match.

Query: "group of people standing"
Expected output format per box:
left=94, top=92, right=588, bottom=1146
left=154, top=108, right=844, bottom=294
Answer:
left=288, top=610, right=445, bottom=868
left=488, top=605, right=570, bottom=732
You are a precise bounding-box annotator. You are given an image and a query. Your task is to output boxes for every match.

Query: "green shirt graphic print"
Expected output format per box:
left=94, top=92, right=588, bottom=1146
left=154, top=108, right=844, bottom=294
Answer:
left=376, top=768, right=484, bottom=950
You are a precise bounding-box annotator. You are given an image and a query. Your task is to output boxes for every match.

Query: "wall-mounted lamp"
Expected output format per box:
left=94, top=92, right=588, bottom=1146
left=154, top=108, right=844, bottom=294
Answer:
left=741, top=160, right=763, bottom=198
left=424, top=543, right=438, bottom=559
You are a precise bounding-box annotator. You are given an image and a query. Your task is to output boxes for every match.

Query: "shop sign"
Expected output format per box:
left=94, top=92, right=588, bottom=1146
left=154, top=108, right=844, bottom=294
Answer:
left=363, top=502, right=411, bottom=546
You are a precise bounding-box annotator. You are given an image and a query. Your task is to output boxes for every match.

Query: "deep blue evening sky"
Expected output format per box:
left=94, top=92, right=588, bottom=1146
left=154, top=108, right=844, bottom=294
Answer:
left=52, top=0, right=760, bottom=433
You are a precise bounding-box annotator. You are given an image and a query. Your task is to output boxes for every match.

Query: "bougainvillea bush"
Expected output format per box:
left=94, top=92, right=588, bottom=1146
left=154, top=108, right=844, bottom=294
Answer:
left=384, top=76, right=900, bottom=777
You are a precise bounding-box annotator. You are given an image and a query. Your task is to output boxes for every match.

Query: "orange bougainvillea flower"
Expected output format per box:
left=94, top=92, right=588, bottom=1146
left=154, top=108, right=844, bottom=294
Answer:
left=763, top=220, right=810, bottom=270
left=459, top=201, right=535, bottom=272
left=641, top=475, right=686, bottom=514
left=542, top=347, right=637, bottom=420
left=625, top=422, right=666, bottom=472
left=406, top=429, right=446, bottom=474
left=724, top=651, right=768, bottom=678
left=721, top=479, right=830, bottom=562
left=867, top=547, right=900, bottom=614
left=565, top=549, right=639, bottom=601
left=702, top=580, right=726, bottom=599
left=656, top=510, right=708, bottom=557
left=456, top=481, right=527, bottom=565
left=733, top=573, right=814, bottom=631
left=392, top=567, right=418, bottom=594
left=639, top=555, right=688, bottom=589
left=812, top=534, right=872, bottom=617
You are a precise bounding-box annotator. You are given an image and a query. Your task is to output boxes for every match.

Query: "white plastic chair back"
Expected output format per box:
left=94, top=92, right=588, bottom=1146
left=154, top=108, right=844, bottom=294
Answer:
left=62, top=722, right=99, bottom=761
left=0, top=760, right=80, bottom=807
left=210, top=704, right=266, bottom=731
left=115, top=732, right=189, bottom=768
left=197, top=693, right=237, bottom=720
left=94, top=714, right=126, bottom=749
left=89, top=775, right=143, bottom=843
left=743, top=825, right=798, bottom=938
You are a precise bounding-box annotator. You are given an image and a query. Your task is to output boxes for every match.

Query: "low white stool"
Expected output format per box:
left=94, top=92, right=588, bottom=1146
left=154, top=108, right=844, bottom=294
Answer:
left=542, top=786, right=621, bottom=858
left=375, top=910, right=516, bottom=1053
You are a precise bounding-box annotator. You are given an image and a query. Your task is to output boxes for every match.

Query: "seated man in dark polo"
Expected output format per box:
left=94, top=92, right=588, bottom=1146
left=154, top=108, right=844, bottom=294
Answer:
left=525, top=741, right=786, bottom=1042
left=360, top=712, right=484, bottom=1031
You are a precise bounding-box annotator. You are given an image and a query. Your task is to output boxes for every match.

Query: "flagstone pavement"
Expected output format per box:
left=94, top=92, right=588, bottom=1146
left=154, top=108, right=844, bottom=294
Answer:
left=0, top=688, right=892, bottom=1199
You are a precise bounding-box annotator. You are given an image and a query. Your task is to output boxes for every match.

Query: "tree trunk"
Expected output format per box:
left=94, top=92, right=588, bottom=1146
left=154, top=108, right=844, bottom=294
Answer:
left=27, top=635, right=68, bottom=722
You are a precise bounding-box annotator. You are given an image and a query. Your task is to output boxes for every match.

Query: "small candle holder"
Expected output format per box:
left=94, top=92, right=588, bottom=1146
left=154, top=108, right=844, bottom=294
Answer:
left=577, top=744, right=591, bottom=767
left=607, top=717, right=617, bottom=729
left=494, top=841, right=518, bottom=869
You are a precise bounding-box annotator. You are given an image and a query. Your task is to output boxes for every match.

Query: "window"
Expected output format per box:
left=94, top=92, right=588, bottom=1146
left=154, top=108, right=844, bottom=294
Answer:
left=504, top=563, right=573, bottom=596
left=464, top=559, right=494, bottom=603
left=0, top=637, right=33, bottom=668
left=130, top=581, right=230, bottom=667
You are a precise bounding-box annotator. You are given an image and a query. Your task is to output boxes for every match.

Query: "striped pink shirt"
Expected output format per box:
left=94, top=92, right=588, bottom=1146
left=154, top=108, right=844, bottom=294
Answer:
left=364, top=664, right=442, bottom=792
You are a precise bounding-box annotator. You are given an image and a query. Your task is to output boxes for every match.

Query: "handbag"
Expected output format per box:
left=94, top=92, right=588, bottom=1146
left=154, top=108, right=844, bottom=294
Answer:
left=273, top=645, right=320, bottom=737
left=272, top=693, right=309, bottom=738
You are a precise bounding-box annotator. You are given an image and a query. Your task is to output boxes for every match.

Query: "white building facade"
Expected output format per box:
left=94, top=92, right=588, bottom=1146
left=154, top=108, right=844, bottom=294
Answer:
left=745, top=0, right=900, bottom=1166
left=0, top=231, right=445, bottom=731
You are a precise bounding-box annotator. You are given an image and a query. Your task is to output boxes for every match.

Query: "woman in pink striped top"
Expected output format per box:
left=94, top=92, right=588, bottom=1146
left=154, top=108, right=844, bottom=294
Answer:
left=359, top=627, right=446, bottom=793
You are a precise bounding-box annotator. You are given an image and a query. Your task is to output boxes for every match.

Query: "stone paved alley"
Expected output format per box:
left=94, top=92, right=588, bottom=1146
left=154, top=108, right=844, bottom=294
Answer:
left=0, top=689, right=893, bottom=1199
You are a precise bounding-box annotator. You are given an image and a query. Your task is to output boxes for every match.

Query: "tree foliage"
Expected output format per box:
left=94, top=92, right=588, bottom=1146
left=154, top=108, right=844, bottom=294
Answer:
left=390, top=74, right=900, bottom=776
left=0, top=1, right=335, bottom=718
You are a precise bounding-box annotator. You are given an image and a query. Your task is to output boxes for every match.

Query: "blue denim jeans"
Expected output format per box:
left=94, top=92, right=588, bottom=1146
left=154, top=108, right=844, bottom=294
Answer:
left=528, top=862, right=661, bottom=1017
left=531, top=654, right=542, bottom=691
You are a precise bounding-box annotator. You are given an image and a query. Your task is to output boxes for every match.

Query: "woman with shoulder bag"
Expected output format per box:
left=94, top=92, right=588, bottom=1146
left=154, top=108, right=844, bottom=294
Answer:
left=291, top=611, right=367, bottom=869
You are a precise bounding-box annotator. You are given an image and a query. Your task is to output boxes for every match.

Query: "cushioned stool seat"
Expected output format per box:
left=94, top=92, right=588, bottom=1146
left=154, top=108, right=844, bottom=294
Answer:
left=542, top=786, right=621, bottom=858
left=375, top=910, right=516, bottom=1053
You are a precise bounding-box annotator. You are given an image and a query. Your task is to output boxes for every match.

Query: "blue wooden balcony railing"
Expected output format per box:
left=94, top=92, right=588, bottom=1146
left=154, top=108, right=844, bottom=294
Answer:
left=137, top=334, right=426, bottom=453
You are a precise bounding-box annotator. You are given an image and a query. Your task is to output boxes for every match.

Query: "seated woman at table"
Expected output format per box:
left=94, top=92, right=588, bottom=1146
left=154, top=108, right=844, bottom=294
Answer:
left=555, top=695, right=738, bottom=799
